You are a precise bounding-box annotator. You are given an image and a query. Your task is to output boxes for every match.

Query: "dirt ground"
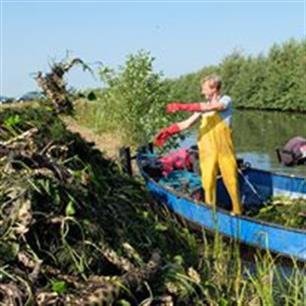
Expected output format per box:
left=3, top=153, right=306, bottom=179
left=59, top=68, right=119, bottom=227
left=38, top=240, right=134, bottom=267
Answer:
left=63, top=117, right=122, bottom=160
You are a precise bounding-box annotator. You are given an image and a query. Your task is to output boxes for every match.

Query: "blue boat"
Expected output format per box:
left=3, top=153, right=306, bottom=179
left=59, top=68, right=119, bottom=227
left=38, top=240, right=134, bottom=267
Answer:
left=136, top=146, right=306, bottom=261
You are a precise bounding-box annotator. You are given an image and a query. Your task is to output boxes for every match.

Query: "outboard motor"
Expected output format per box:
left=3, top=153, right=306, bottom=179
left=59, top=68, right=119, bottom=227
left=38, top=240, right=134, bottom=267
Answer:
left=276, top=136, right=306, bottom=166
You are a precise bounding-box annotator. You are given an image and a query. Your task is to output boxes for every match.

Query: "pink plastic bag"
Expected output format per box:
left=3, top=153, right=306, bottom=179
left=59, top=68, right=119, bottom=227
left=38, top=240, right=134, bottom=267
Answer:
left=159, top=148, right=193, bottom=176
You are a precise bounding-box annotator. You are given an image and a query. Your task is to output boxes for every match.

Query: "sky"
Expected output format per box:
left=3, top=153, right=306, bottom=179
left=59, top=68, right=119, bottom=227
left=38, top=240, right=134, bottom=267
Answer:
left=0, top=0, right=305, bottom=97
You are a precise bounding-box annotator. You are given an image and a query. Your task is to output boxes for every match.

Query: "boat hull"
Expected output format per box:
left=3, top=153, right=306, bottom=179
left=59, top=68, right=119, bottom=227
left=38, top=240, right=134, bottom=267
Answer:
left=137, top=149, right=306, bottom=261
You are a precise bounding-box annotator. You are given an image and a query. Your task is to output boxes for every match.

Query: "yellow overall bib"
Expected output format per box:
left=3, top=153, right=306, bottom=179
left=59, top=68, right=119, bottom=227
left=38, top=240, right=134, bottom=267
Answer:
left=197, top=111, right=243, bottom=215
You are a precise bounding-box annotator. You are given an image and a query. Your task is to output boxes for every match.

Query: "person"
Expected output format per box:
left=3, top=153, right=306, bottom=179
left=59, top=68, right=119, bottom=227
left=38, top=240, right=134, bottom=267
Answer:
left=154, top=74, right=243, bottom=215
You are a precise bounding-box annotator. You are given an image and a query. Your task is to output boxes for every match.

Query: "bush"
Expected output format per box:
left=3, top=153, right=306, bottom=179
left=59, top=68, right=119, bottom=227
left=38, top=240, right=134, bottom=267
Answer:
left=95, top=50, right=174, bottom=146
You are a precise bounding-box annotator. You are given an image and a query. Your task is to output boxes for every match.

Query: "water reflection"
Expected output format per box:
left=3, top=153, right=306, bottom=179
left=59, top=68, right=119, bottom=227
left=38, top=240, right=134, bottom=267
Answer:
left=180, top=109, right=306, bottom=177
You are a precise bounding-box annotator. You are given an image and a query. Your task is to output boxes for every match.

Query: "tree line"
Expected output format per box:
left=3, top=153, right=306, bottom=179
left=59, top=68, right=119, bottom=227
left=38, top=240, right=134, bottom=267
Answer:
left=166, top=38, right=306, bottom=112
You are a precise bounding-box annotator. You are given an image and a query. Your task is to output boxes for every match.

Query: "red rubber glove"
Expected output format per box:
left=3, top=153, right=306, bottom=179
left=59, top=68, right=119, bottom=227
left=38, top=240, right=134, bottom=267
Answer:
left=154, top=123, right=181, bottom=147
left=166, top=102, right=202, bottom=113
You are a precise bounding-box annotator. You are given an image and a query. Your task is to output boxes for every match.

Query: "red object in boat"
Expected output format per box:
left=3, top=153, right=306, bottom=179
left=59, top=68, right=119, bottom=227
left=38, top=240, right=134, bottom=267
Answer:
left=159, top=148, right=193, bottom=176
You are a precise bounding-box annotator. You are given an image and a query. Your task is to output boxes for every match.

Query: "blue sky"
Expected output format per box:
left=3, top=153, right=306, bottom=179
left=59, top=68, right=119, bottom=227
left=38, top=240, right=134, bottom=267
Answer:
left=0, top=0, right=305, bottom=97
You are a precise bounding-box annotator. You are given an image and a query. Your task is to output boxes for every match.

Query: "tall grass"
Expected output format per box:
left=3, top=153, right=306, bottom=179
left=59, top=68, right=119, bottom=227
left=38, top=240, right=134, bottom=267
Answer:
left=150, top=204, right=305, bottom=305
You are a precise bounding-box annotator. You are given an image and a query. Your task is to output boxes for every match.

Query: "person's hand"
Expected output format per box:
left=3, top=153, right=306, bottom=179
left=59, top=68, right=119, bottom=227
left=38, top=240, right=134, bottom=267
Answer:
left=154, top=123, right=181, bottom=147
left=166, top=102, right=202, bottom=113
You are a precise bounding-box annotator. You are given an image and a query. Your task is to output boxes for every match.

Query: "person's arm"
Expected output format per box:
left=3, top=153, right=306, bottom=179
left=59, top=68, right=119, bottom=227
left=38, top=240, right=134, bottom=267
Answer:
left=201, top=96, right=232, bottom=112
left=154, top=112, right=201, bottom=147
left=196, top=100, right=226, bottom=112
left=167, top=99, right=229, bottom=113
left=177, top=112, right=202, bottom=130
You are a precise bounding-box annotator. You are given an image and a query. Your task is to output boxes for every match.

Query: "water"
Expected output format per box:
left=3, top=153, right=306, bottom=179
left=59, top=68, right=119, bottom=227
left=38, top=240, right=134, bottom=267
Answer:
left=180, top=109, right=306, bottom=178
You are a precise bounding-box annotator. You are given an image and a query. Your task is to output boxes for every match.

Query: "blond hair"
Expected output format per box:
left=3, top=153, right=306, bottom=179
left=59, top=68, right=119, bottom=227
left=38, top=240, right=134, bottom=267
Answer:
left=202, top=74, right=222, bottom=91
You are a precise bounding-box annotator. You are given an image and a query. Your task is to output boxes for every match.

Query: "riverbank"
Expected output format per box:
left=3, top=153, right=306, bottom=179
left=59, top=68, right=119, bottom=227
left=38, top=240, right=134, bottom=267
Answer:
left=0, top=105, right=204, bottom=304
left=63, top=116, right=122, bottom=160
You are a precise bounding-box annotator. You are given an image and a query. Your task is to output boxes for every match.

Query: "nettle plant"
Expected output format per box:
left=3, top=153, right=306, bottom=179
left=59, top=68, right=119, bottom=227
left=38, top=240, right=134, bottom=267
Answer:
left=98, top=50, right=177, bottom=147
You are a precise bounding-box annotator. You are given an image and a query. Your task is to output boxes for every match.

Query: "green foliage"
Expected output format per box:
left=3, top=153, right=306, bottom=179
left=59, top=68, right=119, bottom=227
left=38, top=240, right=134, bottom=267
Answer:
left=226, top=39, right=306, bottom=111
left=96, top=50, right=173, bottom=145
left=50, top=279, right=67, bottom=294
left=87, top=91, right=97, bottom=101
left=167, top=39, right=306, bottom=112
left=0, top=106, right=72, bottom=149
left=65, top=198, right=76, bottom=216
left=251, top=197, right=306, bottom=229
left=3, top=114, right=22, bottom=129
left=165, top=65, right=219, bottom=102
left=0, top=242, right=19, bottom=262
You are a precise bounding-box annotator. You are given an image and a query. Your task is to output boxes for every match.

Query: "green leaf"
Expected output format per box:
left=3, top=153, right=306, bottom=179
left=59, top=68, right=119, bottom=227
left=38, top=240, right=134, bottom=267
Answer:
left=0, top=242, right=19, bottom=262
left=173, top=255, right=184, bottom=265
left=155, top=222, right=168, bottom=232
left=4, top=114, right=22, bottom=128
left=50, top=279, right=67, bottom=294
left=65, top=200, right=76, bottom=216
left=116, top=300, right=131, bottom=306
left=87, top=91, right=97, bottom=101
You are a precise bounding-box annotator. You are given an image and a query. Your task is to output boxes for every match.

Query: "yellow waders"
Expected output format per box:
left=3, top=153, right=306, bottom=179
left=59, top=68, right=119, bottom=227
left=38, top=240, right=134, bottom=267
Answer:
left=197, top=112, right=243, bottom=215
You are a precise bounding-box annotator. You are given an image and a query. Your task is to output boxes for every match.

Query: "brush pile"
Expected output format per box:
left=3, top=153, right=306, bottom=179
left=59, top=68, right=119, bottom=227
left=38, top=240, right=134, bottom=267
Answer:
left=0, top=106, right=202, bottom=305
left=253, top=196, right=306, bottom=229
